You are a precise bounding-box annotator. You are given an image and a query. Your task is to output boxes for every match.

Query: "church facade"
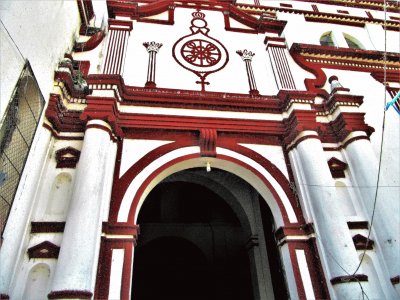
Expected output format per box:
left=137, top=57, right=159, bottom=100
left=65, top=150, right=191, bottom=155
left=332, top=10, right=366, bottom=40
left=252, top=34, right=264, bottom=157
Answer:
left=0, top=1, right=399, bottom=299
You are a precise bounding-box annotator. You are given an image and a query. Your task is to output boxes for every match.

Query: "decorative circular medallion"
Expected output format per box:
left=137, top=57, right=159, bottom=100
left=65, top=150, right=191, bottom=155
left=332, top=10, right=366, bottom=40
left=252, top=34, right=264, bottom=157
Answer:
left=172, top=10, right=229, bottom=91
left=181, top=39, right=221, bottom=67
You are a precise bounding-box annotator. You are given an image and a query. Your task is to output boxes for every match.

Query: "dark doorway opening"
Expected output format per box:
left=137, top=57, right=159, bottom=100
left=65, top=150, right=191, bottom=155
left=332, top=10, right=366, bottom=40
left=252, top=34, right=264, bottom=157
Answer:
left=131, top=178, right=253, bottom=300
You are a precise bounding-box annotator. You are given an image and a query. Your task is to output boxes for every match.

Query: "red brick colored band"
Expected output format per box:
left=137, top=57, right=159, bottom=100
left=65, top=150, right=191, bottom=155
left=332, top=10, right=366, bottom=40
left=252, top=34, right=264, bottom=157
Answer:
left=48, top=290, right=93, bottom=299
left=331, top=274, right=368, bottom=285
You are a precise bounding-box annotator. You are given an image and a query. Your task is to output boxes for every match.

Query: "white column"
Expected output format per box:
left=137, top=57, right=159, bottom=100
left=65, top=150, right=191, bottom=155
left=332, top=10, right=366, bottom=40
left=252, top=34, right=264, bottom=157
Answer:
left=344, top=133, right=400, bottom=278
left=0, top=126, right=52, bottom=296
left=290, top=132, right=372, bottom=299
left=49, top=120, right=117, bottom=296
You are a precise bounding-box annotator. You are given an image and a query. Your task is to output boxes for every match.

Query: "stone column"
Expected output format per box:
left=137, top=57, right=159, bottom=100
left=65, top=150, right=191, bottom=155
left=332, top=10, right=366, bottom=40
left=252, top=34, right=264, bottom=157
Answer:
left=143, top=41, right=163, bottom=88
left=289, top=131, right=372, bottom=299
left=48, top=120, right=117, bottom=299
left=236, top=49, right=259, bottom=96
left=0, top=126, right=52, bottom=297
left=344, top=132, right=400, bottom=282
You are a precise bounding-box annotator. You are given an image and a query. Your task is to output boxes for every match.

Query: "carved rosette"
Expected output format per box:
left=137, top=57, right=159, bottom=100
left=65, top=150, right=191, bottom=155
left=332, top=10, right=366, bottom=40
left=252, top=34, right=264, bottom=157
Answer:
left=172, top=10, right=229, bottom=91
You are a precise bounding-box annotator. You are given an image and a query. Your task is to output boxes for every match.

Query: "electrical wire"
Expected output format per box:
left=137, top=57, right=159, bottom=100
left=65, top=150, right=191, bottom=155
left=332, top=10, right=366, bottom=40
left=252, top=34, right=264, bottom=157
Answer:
left=308, top=2, right=390, bottom=299
left=0, top=19, right=25, bottom=60
left=351, top=0, right=389, bottom=278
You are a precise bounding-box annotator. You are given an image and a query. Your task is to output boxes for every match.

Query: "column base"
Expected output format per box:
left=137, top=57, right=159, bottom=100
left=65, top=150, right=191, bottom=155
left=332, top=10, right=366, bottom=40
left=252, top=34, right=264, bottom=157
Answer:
left=145, top=81, right=157, bottom=88
left=249, top=89, right=260, bottom=96
left=48, top=290, right=92, bottom=299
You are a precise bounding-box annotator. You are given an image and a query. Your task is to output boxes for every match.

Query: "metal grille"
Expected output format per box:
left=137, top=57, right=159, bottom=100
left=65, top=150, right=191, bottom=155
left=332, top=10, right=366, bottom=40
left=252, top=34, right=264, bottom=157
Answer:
left=0, top=62, right=45, bottom=236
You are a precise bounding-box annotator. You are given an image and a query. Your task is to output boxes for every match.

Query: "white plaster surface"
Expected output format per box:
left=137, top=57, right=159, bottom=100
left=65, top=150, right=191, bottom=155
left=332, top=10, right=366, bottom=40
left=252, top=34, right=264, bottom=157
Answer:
left=120, top=139, right=173, bottom=177
left=109, top=249, right=125, bottom=300
left=239, top=144, right=289, bottom=179
left=295, top=249, right=316, bottom=300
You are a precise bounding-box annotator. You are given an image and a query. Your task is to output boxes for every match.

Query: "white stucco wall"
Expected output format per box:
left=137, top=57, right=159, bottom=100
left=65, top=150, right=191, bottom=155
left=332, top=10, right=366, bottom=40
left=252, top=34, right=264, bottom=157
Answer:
left=123, top=8, right=278, bottom=95
left=0, top=0, right=81, bottom=120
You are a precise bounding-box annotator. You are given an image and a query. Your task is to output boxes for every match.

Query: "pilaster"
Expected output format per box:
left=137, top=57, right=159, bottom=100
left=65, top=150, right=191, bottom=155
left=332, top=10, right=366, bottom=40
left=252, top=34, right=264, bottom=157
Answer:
left=48, top=119, right=117, bottom=298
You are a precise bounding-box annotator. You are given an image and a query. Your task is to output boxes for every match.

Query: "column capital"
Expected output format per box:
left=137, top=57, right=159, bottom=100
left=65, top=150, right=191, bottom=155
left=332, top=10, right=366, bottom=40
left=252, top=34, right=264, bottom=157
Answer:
left=108, top=19, right=133, bottom=31
left=284, top=110, right=318, bottom=147
left=236, top=49, right=255, bottom=61
left=329, top=112, right=373, bottom=143
left=80, top=96, right=123, bottom=139
left=143, top=41, right=163, bottom=53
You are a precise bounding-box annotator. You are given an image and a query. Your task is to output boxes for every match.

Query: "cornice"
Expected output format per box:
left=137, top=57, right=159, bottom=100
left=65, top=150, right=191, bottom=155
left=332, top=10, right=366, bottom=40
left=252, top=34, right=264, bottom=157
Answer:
left=290, top=43, right=400, bottom=72
left=87, top=74, right=282, bottom=113
left=291, top=0, right=400, bottom=13
left=236, top=3, right=399, bottom=30
left=107, top=0, right=286, bottom=33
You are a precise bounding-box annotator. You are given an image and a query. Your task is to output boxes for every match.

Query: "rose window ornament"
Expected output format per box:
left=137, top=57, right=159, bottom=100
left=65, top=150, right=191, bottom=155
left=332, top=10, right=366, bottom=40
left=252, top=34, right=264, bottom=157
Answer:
left=173, top=10, right=229, bottom=91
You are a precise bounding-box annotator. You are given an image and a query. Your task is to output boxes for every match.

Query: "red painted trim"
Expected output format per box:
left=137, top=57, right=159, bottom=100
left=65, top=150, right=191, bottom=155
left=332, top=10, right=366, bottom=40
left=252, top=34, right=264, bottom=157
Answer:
left=77, top=0, right=94, bottom=26
left=329, top=113, right=373, bottom=143
left=330, top=274, right=368, bottom=285
left=54, top=71, right=88, bottom=99
left=286, top=239, right=330, bottom=299
left=391, top=275, right=400, bottom=285
left=289, top=45, right=328, bottom=98
left=110, top=140, right=302, bottom=226
left=55, top=147, right=80, bottom=168
left=328, top=157, right=347, bottom=179
left=86, top=123, right=117, bottom=142
left=102, top=222, right=140, bottom=239
left=31, top=222, right=66, bottom=233
left=342, top=135, right=370, bottom=148
left=353, top=234, right=374, bottom=250
left=74, top=31, right=105, bottom=52
left=228, top=4, right=286, bottom=34
left=199, top=128, right=217, bottom=157
left=347, top=221, right=369, bottom=230
left=94, top=238, right=135, bottom=299
left=287, top=242, right=307, bottom=299
left=275, top=224, right=314, bottom=241
left=0, top=294, right=9, bottom=300
left=108, top=19, right=133, bottom=31
left=45, top=94, right=86, bottom=133
left=28, top=241, right=60, bottom=259
left=87, top=74, right=282, bottom=113
left=42, top=123, right=84, bottom=141
left=286, top=134, right=320, bottom=152
left=48, top=290, right=92, bottom=299
left=237, top=2, right=399, bottom=29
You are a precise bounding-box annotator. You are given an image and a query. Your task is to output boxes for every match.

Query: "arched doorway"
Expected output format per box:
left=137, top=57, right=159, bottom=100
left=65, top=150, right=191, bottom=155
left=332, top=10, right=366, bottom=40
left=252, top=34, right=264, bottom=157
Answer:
left=131, top=168, right=288, bottom=299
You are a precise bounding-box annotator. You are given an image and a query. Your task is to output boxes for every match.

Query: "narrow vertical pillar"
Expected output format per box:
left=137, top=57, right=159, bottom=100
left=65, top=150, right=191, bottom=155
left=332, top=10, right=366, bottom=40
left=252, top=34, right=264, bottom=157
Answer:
left=103, top=19, right=132, bottom=75
left=143, top=41, right=163, bottom=88
left=0, top=127, right=52, bottom=297
left=344, top=132, right=400, bottom=282
left=236, top=49, right=259, bottom=96
left=264, top=36, right=296, bottom=90
left=48, top=120, right=117, bottom=299
left=289, top=131, right=373, bottom=299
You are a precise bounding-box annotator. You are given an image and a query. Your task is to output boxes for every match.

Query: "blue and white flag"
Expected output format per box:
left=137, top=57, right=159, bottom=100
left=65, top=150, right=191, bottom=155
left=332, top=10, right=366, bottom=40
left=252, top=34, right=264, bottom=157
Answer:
left=386, top=91, right=400, bottom=115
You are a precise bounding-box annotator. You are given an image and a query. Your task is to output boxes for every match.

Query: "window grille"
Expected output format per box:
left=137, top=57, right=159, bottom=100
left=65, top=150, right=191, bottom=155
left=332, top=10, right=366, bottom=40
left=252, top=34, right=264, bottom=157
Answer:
left=0, top=61, right=45, bottom=236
